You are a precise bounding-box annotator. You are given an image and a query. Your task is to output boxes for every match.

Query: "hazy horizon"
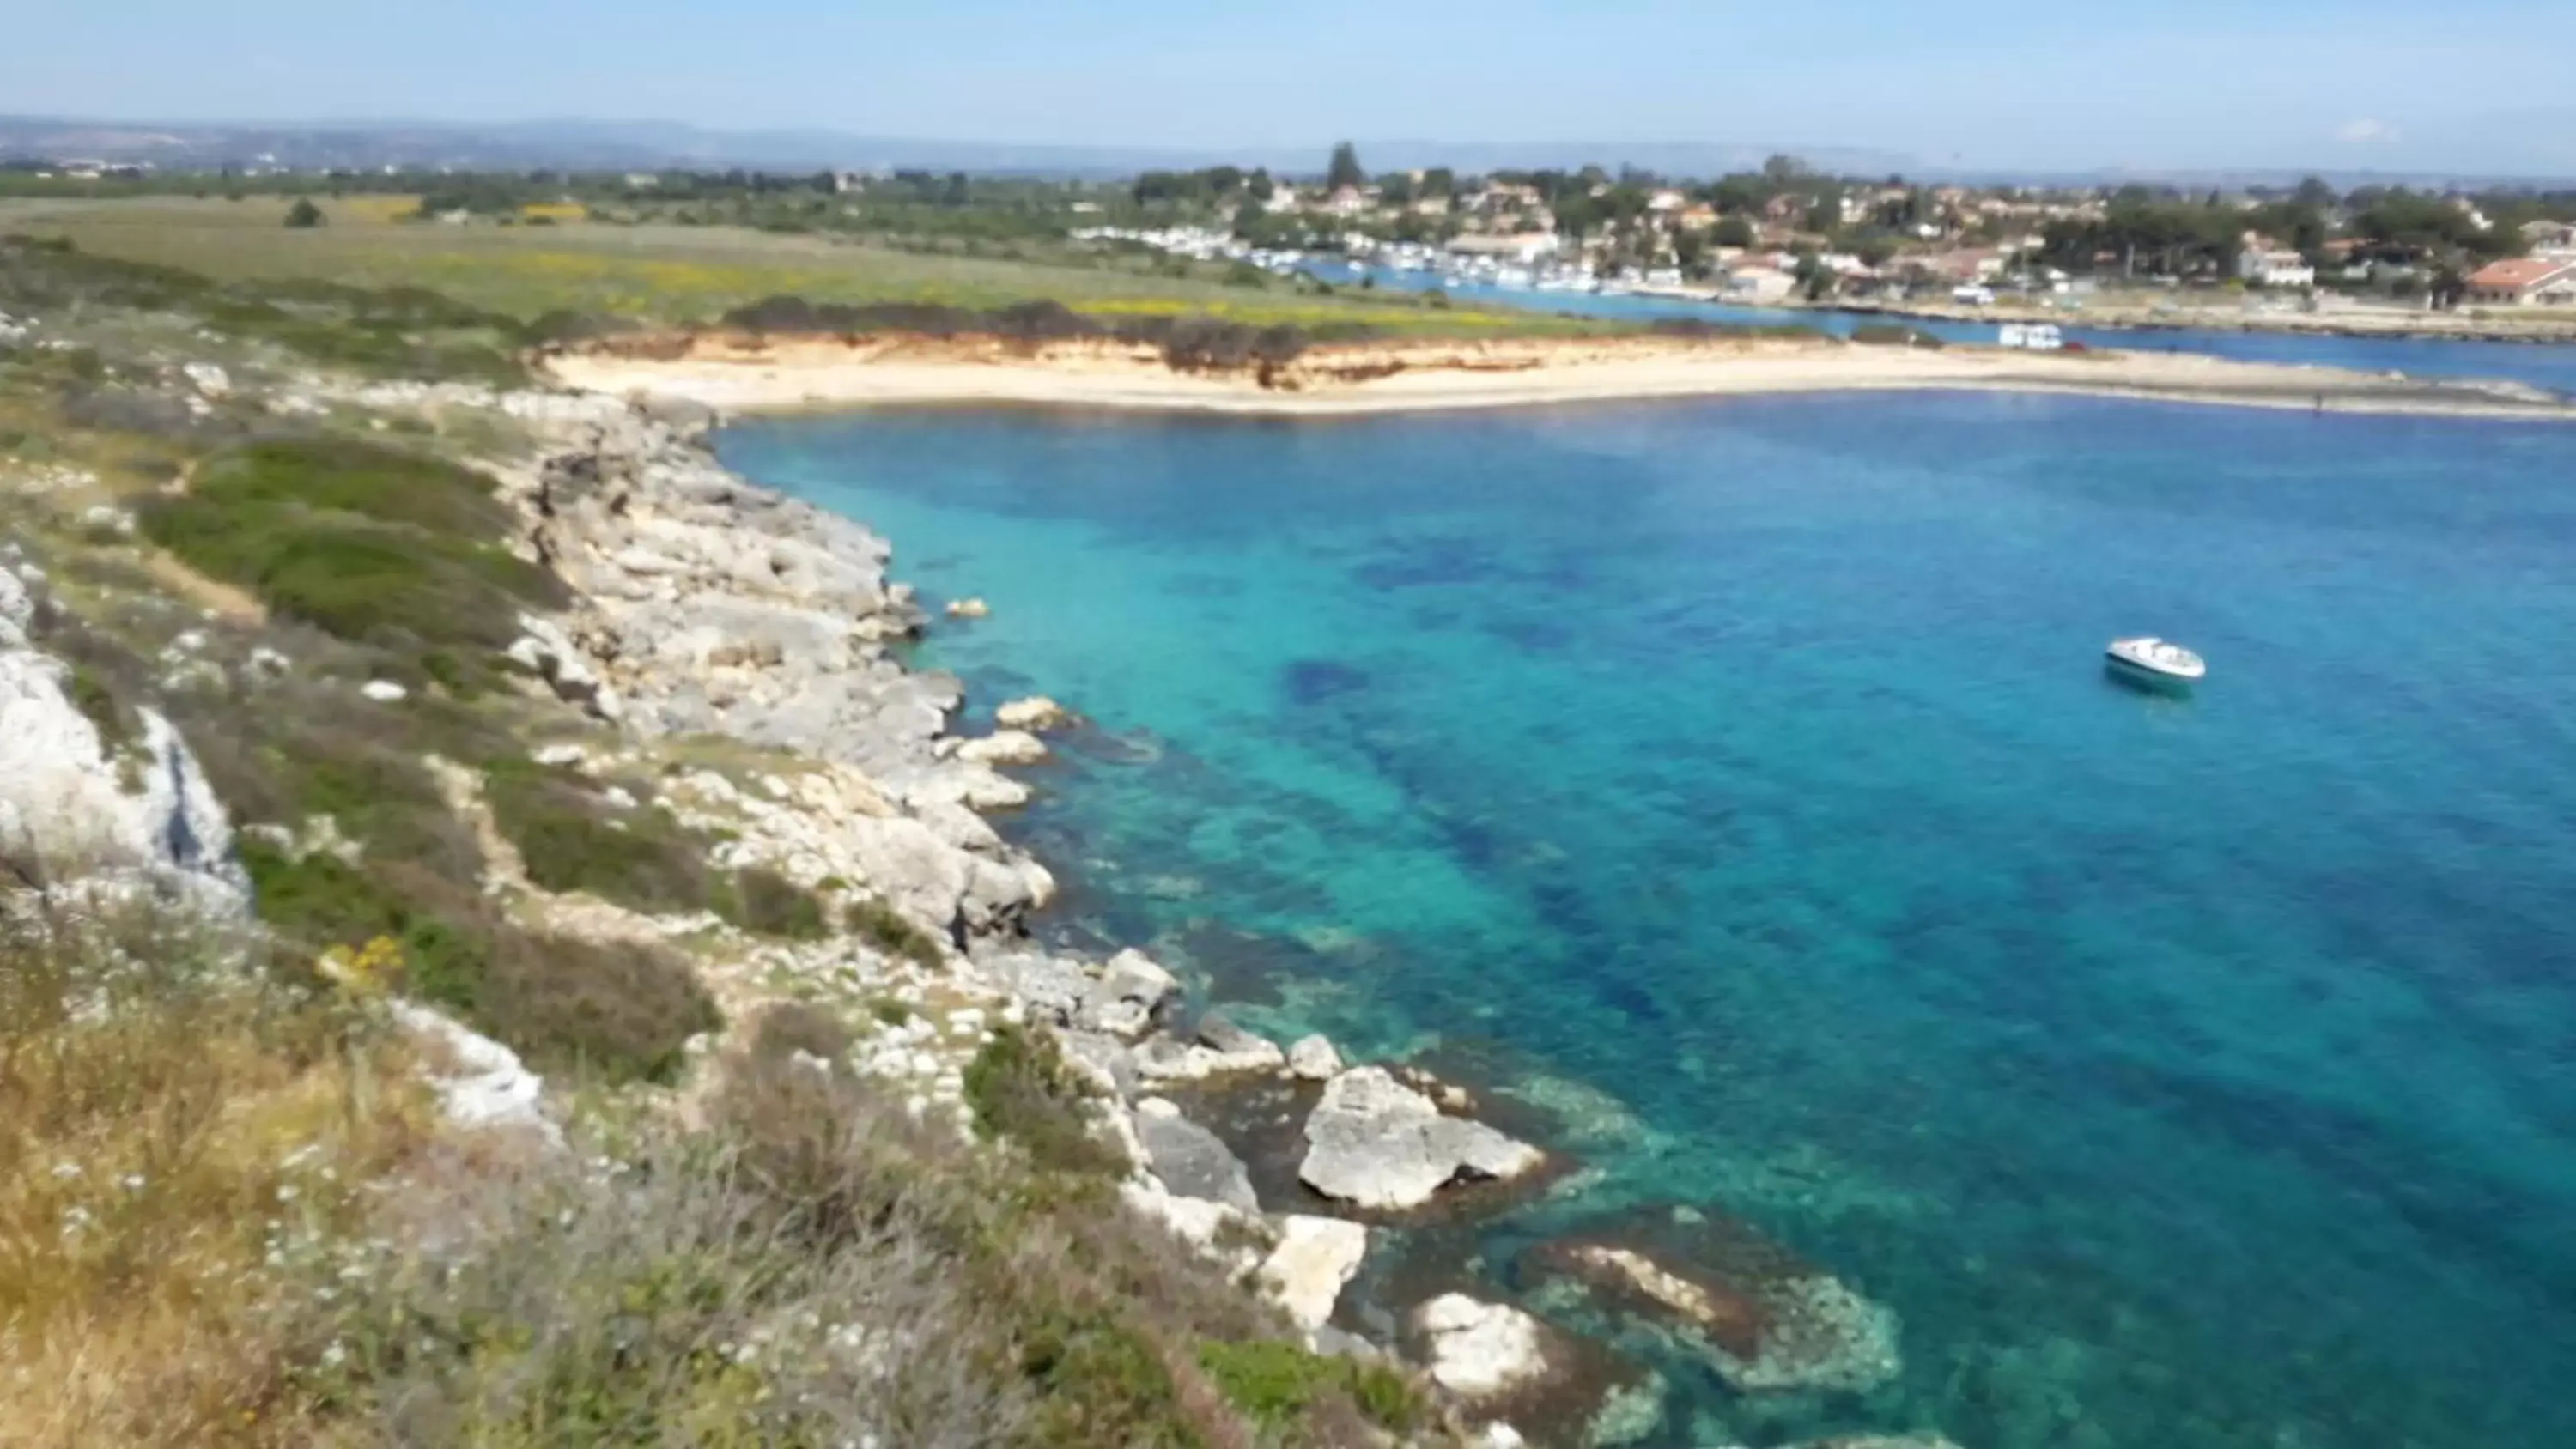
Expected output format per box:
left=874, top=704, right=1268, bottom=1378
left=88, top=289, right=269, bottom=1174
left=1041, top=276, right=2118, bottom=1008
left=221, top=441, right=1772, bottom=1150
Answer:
left=12, top=0, right=2576, bottom=179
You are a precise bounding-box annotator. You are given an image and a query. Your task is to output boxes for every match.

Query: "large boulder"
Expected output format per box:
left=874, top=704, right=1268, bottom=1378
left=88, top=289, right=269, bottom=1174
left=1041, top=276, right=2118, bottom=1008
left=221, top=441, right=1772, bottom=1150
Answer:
left=1287, top=1033, right=1344, bottom=1081
left=1132, top=1015, right=1288, bottom=1082
left=1133, top=1098, right=1258, bottom=1211
left=1300, top=1067, right=1544, bottom=1210
left=1414, top=1294, right=1552, bottom=1400
left=994, top=695, right=1070, bottom=731
left=954, top=729, right=1048, bottom=766
left=1261, top=1215, right=1370, bottom=1331
left=1079, top=948, right=1181, bottom=1040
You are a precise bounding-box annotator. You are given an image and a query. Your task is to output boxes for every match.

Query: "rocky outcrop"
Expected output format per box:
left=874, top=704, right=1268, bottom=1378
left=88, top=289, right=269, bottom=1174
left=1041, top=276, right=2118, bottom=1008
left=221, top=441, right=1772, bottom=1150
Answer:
left=1526, top=1240, right=1900, bottom=1395
left=0, top=561, right=243, bottom=907
left=393, top=1001, right=557, bottom=1143
left=1300, top=1066, right=1545, bottom=1210
left=1078, top=948, right=1181, bottom=1040
left=1286, top=1033, right=1343, bottom=1081
left=1134, top=1097, right=1258, bottom=1211
left=507, top=612, right=623, bottom=722
left=994, top=695, right=1070, bottom=731
left=1260, top=1215, right=1369, bottom=1331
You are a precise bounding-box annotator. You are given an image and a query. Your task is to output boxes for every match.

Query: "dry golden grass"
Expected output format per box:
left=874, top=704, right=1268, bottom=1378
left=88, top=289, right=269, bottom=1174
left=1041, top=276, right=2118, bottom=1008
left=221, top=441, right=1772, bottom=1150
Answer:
left=0, top=908, right=433, bottom=1449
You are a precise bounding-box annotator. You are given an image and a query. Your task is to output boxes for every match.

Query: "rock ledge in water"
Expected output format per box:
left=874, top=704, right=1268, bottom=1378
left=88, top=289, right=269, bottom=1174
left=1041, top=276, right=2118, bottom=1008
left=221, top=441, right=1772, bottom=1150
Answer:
left=1529, top=1240, right=1900, bottom=1394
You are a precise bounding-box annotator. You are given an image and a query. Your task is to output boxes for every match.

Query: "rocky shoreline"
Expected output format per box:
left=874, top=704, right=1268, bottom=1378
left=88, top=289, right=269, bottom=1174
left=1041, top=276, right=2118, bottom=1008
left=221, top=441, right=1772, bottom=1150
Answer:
left=476, top=385, right=1957, bottom=1446
left=1812, top=295, right=2576, bottom=348
left=1, top=359, right=1959, bottom=1446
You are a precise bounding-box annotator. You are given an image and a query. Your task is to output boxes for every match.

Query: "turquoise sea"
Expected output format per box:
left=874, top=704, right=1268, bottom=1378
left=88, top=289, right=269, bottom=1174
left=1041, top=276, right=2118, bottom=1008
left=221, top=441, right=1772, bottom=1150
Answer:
left=720, top=394, right=2576, bottom=1448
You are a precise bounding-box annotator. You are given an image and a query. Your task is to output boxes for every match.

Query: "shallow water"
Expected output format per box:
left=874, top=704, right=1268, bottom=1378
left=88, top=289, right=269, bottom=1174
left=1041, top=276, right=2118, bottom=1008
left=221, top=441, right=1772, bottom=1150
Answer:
left=721, top=397, right=2576, bottom=1448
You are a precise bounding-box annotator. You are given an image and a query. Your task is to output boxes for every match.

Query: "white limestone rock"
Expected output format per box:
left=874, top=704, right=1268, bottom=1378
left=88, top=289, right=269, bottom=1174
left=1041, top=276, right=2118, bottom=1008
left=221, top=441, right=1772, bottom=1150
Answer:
left=507, top=612, right=624, bottom=722
left=1079, top=948, right=1181, bottom=1040
left=1288, top=1033, right=1345, bottom=1081
left=393, top=1001, right=558, bottom=1144
left=1300, top=1066, right=1544, bottom=1211
left=1261, top=1215, right=1370, bottom=1331
left=0, top=646, right=244, bottom=906
left=1119, top=1178, right=1258, bottom=1259
left=994, top=695, right=1071, bottom=731
left=955, top=729, right=1048, bottom=766
left=1415, top=1294, right=1552, bottom=1399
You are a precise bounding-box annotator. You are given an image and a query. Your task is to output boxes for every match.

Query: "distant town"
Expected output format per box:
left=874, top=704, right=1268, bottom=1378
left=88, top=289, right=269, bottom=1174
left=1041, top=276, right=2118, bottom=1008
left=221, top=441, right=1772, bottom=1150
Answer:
left=8, top=138, right=2574, bottom=318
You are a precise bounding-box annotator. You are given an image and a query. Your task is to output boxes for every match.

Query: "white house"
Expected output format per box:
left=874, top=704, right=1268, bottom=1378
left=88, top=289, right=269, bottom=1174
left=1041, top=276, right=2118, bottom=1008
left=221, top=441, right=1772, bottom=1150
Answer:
left=1448, top=232, right=1563, bottom=265
left=2237, top=246, right=2315, bottom=288
left=1724, top=264, right=1797, bottom=302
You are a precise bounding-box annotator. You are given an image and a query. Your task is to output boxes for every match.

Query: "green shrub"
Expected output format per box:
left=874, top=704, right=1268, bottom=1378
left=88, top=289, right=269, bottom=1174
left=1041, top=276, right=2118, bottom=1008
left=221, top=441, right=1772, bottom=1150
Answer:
left=848, top=894, right=946, bottom=970
left=237, top=840, right=491, bottom=1015
left=485, top=931, right=719, bottom=1085
left=484, top=760, right=721, bottom=913
left=1023, top=1313, right=1196, bottom=1449
left=1850, top=322, right=1945, bottom=349
left=750, top=1000, right=854, bottom=1063
left=963, top=1025, right=1126, bottom=1179
left=136, top=437, right=565, bottom=652
left=722, top=865, right=831, bottom=940
left=1196, top=1340, right=1420, bottom=1435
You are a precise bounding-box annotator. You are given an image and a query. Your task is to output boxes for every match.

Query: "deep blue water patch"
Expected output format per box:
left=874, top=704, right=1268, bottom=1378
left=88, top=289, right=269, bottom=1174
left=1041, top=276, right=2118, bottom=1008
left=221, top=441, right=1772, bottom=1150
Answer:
left=721, top=394, right=2576, bottom=1449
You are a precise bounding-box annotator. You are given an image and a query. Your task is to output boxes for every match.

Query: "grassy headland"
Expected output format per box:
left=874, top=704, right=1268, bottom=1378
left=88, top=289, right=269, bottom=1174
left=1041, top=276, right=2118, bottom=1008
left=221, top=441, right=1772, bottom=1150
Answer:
left=1, top=195, right=1613, bottom=338
left=0, top=233, right=1453, bottom=1449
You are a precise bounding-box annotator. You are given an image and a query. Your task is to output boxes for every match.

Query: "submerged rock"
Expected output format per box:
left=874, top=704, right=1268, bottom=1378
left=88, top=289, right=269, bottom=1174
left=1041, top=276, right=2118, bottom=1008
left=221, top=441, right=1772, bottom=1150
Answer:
left=945, top=597, right=990, bottom=619
left=1299, top=1066, right=1544, bottom=1210
left=1526, top=1240, right=1900, bottom=1395
left=1260, top=1214, right=1370, bottom=1331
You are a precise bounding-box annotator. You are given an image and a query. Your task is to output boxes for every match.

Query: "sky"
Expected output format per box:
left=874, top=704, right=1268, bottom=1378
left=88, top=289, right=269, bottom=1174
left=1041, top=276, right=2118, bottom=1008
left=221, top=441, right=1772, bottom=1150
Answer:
left=10, top=0, right=2576, bottom=177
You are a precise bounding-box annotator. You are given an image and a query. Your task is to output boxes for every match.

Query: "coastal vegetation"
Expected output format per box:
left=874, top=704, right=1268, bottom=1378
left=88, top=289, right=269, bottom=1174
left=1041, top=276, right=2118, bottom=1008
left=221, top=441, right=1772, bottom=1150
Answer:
left=0, top=196, right=1609, bottom=338
left=1, top=233, right=1465, bottom=1449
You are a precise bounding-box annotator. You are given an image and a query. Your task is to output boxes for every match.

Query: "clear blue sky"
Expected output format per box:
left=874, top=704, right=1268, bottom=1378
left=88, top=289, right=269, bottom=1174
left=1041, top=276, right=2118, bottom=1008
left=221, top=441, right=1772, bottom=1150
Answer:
left=11, top=0, right=2574, bottom=176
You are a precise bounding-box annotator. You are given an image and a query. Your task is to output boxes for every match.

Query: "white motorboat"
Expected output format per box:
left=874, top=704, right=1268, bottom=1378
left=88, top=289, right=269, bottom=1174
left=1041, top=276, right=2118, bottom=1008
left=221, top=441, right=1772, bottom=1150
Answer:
left=2105, top=636, right=2206, bottom=683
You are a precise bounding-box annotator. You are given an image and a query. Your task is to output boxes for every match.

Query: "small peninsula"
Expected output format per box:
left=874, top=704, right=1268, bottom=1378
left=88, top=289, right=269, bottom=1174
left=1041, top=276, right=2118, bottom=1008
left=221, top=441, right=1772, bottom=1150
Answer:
left=543, top=327, right=2576, bottom=421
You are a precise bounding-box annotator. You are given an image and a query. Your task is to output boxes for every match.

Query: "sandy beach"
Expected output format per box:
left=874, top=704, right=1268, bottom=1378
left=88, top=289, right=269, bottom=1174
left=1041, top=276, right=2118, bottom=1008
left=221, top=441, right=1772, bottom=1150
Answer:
left=542, top=331, right=2576, bottom=421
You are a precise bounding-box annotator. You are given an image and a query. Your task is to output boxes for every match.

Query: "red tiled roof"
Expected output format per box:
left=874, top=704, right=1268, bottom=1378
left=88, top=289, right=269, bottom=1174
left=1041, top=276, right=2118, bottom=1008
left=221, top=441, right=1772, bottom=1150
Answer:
left=2465, top=258, right=2575, bottom=290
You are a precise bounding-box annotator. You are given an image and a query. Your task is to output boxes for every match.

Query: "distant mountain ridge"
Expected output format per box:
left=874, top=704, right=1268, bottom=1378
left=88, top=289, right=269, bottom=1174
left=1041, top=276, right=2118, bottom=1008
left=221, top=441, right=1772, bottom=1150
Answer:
left=0, top=115, right=1912, bottom=179
left=3, top=115, right=2567, bottom=187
